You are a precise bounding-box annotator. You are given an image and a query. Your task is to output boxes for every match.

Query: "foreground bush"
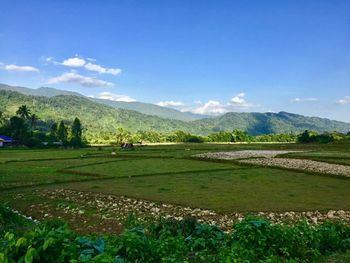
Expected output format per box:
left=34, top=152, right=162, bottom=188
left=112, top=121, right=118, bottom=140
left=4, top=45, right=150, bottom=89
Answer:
left=0, top=208, right=350, bottom=262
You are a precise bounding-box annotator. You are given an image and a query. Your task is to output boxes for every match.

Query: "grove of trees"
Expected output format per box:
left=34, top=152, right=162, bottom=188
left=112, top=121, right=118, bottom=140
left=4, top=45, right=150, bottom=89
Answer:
left=0, top=105, right=84, bottom=147
left=1, top=105, right=349, bottom=147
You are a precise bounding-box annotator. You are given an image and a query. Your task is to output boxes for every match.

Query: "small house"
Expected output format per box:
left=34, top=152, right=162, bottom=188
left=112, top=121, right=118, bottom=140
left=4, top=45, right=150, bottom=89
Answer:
left=121, top=143, right=134, bottom=150
left=0, top=135, right=14, bottom=147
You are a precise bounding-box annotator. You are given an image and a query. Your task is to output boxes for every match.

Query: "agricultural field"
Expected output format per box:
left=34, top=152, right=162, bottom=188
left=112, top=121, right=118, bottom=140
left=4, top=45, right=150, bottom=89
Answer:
left=1, top=142, right=350, bottom=262
left=1, top=142, right=350, bottom=220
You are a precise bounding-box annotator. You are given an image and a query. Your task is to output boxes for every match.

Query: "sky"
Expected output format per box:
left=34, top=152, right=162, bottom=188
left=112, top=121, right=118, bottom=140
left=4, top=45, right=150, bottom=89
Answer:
left=0, top=0, right=350, bottom=121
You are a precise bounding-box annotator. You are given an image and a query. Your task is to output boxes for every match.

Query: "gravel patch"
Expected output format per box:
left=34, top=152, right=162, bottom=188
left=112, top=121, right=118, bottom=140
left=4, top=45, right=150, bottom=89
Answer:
left=194, top=150, right=303, bottom=160
left=23, top=189, right=350, bottom=230
left=239, top=158, right=350, bottom=178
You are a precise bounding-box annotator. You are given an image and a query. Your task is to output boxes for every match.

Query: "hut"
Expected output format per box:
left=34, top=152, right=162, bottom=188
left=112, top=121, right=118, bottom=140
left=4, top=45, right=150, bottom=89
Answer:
left=0, top=135, right=14, bottom=147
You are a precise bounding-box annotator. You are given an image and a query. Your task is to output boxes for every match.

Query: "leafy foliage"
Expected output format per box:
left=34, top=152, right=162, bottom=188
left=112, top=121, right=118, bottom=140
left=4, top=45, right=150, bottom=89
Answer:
left=297, top=130, right=348, bottom=144
left=0, top=104, right=86, bottom=147
left=1, top=204, right=350, bottom=262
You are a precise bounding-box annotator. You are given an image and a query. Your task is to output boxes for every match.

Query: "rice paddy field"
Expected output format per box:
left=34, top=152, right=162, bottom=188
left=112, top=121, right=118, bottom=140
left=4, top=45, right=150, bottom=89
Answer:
left=1, top=142, right=350, bottom=261
left=0, top=142, right=349, bottom=225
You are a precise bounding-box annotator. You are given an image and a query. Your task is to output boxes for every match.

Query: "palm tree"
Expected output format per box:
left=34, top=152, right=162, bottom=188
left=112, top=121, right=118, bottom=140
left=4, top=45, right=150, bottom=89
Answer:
left=30, top=114, right=39, bottom=130
left=16, top=105, right=31, bottom=119
left=0, top=110, right=3, bottom=124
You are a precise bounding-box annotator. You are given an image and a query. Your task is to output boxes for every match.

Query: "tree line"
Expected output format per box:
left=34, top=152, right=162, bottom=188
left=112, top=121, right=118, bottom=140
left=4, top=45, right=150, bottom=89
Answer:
left=1, top=105, right=349, bottom=147
left=0, top=105, right=84, bottom=147
left=297, top=130, right=350, bottom=144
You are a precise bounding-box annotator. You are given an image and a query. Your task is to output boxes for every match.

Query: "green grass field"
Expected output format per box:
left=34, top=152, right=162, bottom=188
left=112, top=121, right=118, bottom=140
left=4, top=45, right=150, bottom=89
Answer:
left=1, top=142, right=350, bottom=217
left=2, top=142, right=350, bottom=261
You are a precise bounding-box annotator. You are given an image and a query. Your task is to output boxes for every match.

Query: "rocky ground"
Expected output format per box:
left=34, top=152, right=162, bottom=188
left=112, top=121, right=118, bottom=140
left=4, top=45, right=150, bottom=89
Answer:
left=194, top=150, right=303, bottom=160
left=13, top=189, right=350, bottom=232
left=194, top=150, right=350, bottom=178
left=239, top=158, right=350, bottom=178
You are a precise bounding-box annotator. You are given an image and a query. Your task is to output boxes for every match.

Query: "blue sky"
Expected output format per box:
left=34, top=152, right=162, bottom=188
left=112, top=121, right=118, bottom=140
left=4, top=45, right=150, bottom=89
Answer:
left=0, top=0, right=350, bottom=121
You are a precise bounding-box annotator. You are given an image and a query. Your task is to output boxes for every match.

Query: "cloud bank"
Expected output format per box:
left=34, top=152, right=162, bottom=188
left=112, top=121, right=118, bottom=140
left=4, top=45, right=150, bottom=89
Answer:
left=48, top=72, right=113, bottom=88
left=0, top=63, right=39, bottom=72
left=60, top=56, right=122, bottom=75
left=292, top=97, right=318, bottom=102
left=336, top=96, right=350, bottom=105
left=93, top=91, right=136, bottom=102
left=156, top=93, right=256, bottom=115
left=157, top=101, right=184, bottom=107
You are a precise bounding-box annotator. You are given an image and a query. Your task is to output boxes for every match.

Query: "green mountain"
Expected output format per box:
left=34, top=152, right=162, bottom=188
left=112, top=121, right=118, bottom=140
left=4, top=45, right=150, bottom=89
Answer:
left=192, top=111, right=350, bottom=135
left=1, top=88, right=350, bottom=137
left=91, top=98, right=204, bottom=121
left=0, top=83, right=203, bottom=121
left=0, top=83, right=83, bottom=97
left=0, top=90, right=192, bottom=135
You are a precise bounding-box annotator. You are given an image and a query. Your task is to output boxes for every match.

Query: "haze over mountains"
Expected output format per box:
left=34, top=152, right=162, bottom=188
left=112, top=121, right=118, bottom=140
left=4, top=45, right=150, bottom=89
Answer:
left=1, top=83, right=350, bottom=135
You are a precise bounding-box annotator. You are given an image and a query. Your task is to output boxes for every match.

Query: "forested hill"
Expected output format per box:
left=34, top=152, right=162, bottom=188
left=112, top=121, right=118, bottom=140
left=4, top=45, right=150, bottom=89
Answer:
left=0, top=90, right=192, bottom=135
left=1, top=89, right=350, bottom=136
left=90, top=98, right=204, bottom=121
left=0, top=83, right=83, bottom=97
left=0, top=83, right=203, bottom=121
left=192, top=111, right=350, bottom=135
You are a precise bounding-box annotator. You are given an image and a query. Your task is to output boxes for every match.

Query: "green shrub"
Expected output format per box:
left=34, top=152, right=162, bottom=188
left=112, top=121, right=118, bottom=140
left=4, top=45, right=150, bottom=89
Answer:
left=1, top=211, right=350, bottom=262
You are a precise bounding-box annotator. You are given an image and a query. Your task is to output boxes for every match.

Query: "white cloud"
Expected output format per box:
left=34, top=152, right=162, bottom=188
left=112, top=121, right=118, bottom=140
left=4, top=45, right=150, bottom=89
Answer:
left=84, top=62, right=121, bottom=75
left=41, top=56, right=60, bottom=65
left=1, top=64, right=39, bottom=72
left=191, top=100, right=228, bottom=115
left=154, top=93, right=255, bottom=115
left=60, top=56, right=122, bottom=75
left=48, top=72, right=113, bottom=88
left=157, top=101, right=184, bottom=107
left=62, top=57, right=86, bottom=67
left=336, top=96, right=350, bottom=105
left=93, top=91, right=136, bottom=102
left=231, top=92, right=246, bottom=104
left=292, top=97, right=318, bottom=102
left=190, top=93, right=255, bottom=115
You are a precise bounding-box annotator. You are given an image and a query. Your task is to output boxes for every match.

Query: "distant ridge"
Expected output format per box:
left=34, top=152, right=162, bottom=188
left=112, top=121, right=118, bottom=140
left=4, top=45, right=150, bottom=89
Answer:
left=0, top=83, right=83, bottom=97
left=90, top=98, right=206, bottom=121
left=1, top=84, right=350, bottom=135
left=0, top=83, right=205, bottom=121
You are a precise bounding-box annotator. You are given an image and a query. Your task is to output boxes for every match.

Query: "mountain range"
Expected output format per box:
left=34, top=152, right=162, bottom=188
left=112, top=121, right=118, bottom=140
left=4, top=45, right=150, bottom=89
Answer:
left=0, top=83, right=203, bottom=121
left=1, top=83, right=350, bottom=136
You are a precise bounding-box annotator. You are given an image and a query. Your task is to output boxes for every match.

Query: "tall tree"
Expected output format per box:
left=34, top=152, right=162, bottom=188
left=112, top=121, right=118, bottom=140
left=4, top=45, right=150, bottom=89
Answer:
left=30, top=114, right=39, bottom=130
left=115, top=127, right=131, bottom=144
left=9, top=116, right=29, bottom=144
left=70, top=117, right=83, bottom=147
left=57, top=121, right=68, bottom=144
left=0, top=110, right=4, bottom=125
left=50, top=123, right=58, bottom=141
left=16, top=105, right=31, bottom=119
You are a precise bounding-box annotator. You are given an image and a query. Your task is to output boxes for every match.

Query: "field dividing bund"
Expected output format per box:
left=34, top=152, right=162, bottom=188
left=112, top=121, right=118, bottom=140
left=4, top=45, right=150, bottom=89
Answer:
left=62, top=157, right=241, bottom=178
left=0, top=155, right=124, bottom=190
left=1, top=143, right=350, bottom=236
